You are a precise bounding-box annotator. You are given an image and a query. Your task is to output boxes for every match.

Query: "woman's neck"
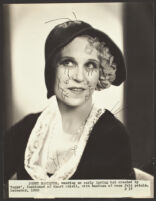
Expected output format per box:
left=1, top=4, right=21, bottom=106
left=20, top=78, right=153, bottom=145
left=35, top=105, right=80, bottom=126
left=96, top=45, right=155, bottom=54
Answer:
left=57, top=98, right=93, bottom=134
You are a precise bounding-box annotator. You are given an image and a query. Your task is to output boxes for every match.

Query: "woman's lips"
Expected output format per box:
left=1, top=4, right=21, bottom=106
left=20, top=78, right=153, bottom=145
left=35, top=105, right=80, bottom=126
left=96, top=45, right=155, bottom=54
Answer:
left=68, top=87, right=85, bottom=94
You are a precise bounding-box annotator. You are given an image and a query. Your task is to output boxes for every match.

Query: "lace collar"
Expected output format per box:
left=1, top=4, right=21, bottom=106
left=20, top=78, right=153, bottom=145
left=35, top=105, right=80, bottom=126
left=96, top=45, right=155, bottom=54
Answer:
left=24, top=96, right=105, bottom=180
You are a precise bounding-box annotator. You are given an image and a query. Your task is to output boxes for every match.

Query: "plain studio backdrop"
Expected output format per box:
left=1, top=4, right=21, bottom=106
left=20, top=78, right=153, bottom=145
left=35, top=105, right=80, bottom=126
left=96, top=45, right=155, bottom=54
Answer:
left=3, top=2, right=154, bottom=174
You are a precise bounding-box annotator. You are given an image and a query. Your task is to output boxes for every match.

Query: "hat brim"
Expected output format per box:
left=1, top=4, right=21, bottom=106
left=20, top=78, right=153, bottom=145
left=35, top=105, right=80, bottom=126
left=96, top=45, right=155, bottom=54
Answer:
left=46, top=26, right=126, bottom=87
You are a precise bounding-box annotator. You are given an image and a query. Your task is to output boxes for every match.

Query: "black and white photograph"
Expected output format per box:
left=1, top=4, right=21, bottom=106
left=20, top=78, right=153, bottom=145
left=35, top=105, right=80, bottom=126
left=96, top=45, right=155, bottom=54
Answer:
left=2, top=1, right=154, bottom=199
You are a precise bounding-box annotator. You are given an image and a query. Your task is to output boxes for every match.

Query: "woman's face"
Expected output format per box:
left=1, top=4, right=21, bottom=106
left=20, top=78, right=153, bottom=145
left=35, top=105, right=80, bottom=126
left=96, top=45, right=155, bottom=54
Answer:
left=54, top=36, right=100, bottom=107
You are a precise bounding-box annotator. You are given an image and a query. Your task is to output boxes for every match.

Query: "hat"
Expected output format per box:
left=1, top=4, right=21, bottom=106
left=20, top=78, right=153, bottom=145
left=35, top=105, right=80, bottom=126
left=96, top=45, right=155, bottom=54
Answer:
left=45, top=20, right=126, bottom=98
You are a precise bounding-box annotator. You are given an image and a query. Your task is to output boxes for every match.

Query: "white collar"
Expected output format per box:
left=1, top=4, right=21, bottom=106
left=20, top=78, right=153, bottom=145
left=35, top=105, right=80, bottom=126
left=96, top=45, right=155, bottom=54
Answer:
left=24, top=95, right=105, bottom=180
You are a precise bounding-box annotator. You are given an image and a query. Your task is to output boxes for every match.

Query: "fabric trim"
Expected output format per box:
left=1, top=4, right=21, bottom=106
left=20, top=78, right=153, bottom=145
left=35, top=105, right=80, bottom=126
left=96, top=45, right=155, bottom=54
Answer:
left=24, top=96, right=105, bottom=180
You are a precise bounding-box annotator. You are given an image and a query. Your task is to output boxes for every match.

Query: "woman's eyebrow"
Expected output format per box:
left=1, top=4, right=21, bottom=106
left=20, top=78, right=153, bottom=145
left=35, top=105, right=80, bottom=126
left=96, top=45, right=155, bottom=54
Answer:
left=59, top=56, right=76, bottom=61
left=87, top=59, right=100, bottom=64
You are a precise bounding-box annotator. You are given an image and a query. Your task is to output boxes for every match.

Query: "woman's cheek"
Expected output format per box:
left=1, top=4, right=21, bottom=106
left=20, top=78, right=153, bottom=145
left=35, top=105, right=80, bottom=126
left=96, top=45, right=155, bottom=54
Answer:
left=54, top=69, right=70, bottom=100
left=56, top=68, right=70, bottom=87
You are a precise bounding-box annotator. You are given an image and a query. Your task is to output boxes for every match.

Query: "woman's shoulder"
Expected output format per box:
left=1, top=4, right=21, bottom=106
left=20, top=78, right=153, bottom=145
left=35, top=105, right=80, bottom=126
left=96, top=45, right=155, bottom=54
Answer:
left=92, top=110, right=133, bottom=170
left=4, top=113, right=41, bottom=183
left=94, top=109, right=130, bottom=141
left=9, top=112, right=41, bottom=130
left=16, top=113, right=41, bottom=127
left=5, top=112, right=41, bottom=141
left=98, top=109, right=126, bottom=129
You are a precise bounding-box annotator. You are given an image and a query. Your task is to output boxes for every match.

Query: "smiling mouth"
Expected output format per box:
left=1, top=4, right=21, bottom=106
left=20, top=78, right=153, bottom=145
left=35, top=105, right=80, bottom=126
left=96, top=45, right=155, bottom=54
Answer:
left=68, top=87, right=85, bottom=94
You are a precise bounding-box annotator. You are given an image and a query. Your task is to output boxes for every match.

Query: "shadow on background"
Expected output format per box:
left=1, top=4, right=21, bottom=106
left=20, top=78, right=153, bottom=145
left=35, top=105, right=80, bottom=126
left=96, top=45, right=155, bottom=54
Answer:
left=123, top=2, right=154, bottom=174
left=3, top=5, right=13, bottom=130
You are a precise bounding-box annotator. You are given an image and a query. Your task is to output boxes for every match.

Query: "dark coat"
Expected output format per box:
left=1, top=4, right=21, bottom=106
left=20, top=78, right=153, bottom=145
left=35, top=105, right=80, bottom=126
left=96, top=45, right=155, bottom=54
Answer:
left=4, top=109, right=135, bottom=183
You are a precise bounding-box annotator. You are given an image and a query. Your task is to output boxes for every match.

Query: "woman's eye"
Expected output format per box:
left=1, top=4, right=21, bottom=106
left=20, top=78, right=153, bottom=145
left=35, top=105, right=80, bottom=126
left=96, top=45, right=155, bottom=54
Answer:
left=86, top=62, right=98, bottom=69
left=61, top=60, right=75, bottom=67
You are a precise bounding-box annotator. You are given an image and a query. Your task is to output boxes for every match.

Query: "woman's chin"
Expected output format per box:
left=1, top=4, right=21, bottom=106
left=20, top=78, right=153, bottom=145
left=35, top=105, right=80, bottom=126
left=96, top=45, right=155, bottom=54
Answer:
left=57, top=96, right=91, bottom=108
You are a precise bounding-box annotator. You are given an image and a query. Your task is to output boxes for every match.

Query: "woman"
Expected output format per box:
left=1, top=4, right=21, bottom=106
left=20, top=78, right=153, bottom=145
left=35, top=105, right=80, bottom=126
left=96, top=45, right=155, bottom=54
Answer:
left=4, top=20, right=135, bottom=181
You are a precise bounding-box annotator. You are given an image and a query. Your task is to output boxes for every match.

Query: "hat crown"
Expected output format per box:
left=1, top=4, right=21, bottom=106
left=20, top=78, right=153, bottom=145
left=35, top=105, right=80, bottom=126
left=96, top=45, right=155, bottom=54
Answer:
left=45, top=20, right=92, bottom=60
left=54, top=20, right=90, bottom=29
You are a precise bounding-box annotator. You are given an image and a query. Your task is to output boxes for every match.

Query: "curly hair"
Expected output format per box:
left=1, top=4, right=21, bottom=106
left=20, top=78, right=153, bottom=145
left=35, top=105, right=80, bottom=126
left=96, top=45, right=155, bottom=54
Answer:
left=78, top=35, right=117, bottom=89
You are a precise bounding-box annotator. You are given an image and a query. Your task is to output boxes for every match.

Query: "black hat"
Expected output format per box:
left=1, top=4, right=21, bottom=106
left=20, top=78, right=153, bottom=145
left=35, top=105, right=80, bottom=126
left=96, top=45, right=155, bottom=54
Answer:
left=45, top=20, right=126, bottom=98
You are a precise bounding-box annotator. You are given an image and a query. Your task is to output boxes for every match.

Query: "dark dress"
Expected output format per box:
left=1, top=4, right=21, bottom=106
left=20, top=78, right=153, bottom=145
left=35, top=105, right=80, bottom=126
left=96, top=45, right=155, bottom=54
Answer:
left=4, top=109, right=135, bottom=183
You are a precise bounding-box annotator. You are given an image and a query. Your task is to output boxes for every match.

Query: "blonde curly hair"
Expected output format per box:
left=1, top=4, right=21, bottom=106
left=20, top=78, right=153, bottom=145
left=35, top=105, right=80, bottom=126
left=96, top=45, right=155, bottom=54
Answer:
left=84, top=35, right=117, bottom=90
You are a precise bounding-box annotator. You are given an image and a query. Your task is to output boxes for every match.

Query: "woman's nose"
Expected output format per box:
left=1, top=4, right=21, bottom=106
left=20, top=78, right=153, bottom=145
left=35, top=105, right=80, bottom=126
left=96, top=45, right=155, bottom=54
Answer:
left=73, top=66, right=84, bottom=82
